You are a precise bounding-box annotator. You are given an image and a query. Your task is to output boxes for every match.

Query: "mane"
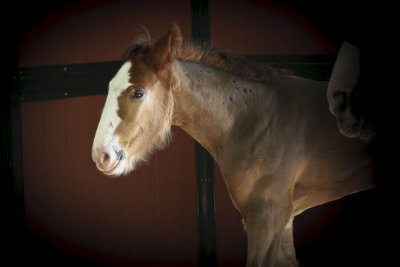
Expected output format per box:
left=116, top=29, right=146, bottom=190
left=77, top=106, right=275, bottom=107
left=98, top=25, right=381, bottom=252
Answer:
left=178, top=41, right=287, bottom=83
left=124, top=40, right=291, bottom=84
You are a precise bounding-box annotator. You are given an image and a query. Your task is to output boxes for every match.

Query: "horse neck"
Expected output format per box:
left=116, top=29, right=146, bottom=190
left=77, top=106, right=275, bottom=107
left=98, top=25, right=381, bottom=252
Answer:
left=171, top=60, right=276, bottom=161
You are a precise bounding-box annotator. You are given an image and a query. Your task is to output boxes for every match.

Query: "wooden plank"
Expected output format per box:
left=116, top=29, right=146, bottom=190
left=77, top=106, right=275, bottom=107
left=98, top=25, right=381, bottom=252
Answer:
left=195, top=142, right=217, bottom=266
left=191, top=0, right=217, bottom=266
left=1, top=39, right=24, bottom=217
left=19, top=61, right=121, bottom=101
left=18, top=56, right=333, bottom=102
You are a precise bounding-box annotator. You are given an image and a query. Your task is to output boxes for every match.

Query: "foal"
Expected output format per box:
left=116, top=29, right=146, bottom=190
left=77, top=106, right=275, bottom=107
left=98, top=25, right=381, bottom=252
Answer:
left=92, top=23, right=375, bottom=267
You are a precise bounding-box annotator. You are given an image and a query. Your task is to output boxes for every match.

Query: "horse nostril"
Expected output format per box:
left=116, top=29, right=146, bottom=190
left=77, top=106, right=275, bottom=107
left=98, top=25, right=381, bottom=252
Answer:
left=100, top=152, right=110, bottom=165
left=95, top=148, right=125, bottom=172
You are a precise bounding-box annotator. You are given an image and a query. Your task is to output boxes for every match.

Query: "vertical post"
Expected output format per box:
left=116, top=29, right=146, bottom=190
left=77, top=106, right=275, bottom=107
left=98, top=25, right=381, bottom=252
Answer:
left=195, top=143, right=217, bottom=267
left=191, top=0, right=217, bottom=266
left=191, top=0, right=210, bottom=41
left=1, top=20, right=24, bottom=228
left=10, top=76, right=24, bottom=212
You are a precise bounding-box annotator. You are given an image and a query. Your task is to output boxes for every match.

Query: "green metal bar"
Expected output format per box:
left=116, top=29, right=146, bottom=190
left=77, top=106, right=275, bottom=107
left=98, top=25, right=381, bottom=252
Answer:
left=191, top=0, right=218, bottom=266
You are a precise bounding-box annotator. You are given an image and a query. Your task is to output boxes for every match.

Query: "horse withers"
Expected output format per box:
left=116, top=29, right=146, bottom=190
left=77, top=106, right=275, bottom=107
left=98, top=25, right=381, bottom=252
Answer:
left=92, top=23, right=375, bottom=267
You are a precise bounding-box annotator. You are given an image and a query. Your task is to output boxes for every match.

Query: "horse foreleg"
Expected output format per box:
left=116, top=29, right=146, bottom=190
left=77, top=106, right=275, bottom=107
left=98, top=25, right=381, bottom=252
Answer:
left=244, top=199, right=296, bottom=267
left=276, top=218, right=298, bottom=267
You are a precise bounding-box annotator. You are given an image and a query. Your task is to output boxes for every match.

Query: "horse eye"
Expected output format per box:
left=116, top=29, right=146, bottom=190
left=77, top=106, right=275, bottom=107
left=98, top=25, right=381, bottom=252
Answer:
left=131, top=88, right=145, bottom=100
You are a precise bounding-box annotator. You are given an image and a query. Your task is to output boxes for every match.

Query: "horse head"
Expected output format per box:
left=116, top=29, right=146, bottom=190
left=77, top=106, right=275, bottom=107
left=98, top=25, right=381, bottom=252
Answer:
left=92, top=23, right=182, bottom=176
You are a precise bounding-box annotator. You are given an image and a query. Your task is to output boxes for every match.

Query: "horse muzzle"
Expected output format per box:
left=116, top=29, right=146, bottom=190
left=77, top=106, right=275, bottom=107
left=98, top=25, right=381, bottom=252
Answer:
left=92, top=146, right=127, bottom=176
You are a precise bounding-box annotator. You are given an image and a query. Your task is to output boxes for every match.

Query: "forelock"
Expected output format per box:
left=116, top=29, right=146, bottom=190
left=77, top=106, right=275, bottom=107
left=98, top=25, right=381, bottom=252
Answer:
left=123, top=44, right=149, bottom=62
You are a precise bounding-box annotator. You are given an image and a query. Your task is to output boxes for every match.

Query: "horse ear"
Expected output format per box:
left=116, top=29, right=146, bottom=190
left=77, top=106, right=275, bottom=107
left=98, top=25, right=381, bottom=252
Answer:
left=131, top=24, right=151, bottom=46
left=149, top=22, right=183, bottom=71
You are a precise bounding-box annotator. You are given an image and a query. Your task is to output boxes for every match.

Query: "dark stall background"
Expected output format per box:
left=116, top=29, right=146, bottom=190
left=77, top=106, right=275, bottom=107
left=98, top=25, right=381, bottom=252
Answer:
left=2, top=0, right=385, bottom=267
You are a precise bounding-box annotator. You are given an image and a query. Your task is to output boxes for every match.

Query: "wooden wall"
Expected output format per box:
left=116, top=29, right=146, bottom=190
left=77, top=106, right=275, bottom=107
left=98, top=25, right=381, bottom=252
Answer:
left=19, top=0, right=335, bottom=266
left=21, top=96, right=198, bottom=266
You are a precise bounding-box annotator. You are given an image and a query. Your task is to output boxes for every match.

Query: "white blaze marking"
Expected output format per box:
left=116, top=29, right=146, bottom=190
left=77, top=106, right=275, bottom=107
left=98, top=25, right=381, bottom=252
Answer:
left=93, top=62, right=133, bottom=151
